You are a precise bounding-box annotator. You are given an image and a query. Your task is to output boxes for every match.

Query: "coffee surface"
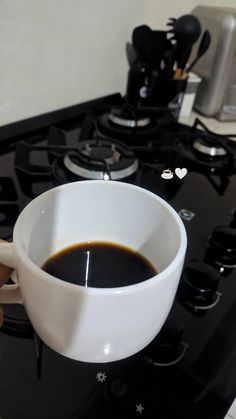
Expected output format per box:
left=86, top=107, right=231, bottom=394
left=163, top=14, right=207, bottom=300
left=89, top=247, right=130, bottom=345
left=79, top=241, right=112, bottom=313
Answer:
left=42, top=241, right=157, bottom=288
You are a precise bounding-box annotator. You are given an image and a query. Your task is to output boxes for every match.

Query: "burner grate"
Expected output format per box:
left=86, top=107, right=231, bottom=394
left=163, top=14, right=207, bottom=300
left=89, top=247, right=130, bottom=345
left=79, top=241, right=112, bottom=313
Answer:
left=63, top=139, right=138, bottom=180
left=14, top=125, right=140, bottom=182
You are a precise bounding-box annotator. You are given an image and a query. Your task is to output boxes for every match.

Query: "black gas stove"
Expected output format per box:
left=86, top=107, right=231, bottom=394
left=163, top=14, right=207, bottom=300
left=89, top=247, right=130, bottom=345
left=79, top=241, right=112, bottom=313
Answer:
left=1, top=93, right=236, bottom=419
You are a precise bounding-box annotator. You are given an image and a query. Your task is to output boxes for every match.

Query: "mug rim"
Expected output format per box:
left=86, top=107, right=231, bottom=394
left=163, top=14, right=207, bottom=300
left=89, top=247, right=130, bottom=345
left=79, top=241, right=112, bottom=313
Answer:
left=13, top=180, right=187, bottom=294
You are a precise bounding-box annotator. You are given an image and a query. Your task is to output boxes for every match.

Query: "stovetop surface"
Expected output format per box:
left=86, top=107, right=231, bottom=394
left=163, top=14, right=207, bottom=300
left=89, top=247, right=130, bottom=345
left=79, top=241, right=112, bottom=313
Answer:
left=0, top=94, right=236, bottom=419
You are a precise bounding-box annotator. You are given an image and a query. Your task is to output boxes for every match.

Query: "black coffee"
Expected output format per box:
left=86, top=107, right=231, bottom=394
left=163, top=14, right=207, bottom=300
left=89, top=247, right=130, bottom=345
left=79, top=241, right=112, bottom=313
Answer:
left=41, top=241, right=157, bottom=288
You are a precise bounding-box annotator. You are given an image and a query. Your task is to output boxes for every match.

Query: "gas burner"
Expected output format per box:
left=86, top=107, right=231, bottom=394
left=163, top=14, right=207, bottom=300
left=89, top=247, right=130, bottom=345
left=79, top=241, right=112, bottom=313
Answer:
left=108, top=107, right=151, bottom=128
left=190, top=118, right=236, bottom=165
left=63, top=139, right=138, bottom=180
left=97, top=107, right=160, bottom=142
left=193, top=137, right=227, bottom=157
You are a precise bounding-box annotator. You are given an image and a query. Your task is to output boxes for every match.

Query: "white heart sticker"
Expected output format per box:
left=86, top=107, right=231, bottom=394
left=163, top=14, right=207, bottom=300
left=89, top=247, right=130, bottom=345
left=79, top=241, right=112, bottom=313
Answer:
left=175, top=168, right=188, bottom=179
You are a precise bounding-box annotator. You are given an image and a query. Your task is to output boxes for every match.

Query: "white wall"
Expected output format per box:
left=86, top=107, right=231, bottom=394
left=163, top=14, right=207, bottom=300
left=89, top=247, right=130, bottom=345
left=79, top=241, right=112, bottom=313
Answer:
left=1, top=0, right=236, bottom=126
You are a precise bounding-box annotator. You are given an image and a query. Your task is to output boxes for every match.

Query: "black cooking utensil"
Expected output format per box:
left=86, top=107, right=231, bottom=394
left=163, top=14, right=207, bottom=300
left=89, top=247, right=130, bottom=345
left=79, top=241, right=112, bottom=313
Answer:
left=126, top=25, right=152, bottom=106
left=126, top=42, right=137, bottom=66
left=167, top=14, right=202, bottom=78
left=173, top=43, right=193, bottom=78
left=168, top=14, right=201, bottom=44
left=166, top=17, right=177, bottom=26
left=145, top=30, right=173, bottom=71
left=186, top=30, right=211, bottom=73
left=132, top=25, right=151, bottom=61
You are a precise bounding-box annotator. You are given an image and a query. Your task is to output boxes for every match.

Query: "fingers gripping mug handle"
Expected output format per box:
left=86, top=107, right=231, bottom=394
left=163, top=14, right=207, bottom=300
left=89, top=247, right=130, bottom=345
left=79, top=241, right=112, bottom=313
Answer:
left=0, top=242, right=22, bottom=304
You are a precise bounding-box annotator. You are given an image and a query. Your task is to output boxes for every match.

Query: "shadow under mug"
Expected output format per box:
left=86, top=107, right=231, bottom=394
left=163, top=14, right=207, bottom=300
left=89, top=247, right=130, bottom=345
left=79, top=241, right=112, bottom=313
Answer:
left=0, top=180, right=187, bottom=363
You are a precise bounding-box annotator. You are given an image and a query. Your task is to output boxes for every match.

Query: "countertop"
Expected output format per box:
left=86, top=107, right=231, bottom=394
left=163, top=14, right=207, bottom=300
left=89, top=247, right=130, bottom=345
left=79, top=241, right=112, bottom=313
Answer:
left=178, top=111, right=236, bottom=137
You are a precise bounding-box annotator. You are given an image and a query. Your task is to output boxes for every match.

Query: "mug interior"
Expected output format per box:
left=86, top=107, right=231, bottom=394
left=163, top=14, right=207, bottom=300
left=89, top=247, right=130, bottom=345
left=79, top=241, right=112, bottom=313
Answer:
left=15, top=181, right=184, bottom=281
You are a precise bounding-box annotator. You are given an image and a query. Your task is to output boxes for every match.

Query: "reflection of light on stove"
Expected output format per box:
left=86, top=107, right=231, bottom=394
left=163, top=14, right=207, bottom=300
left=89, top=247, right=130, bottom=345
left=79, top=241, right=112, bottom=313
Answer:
left=220, top=266, right=225, bottom=274
left=103, top=173, right=110, bottom=181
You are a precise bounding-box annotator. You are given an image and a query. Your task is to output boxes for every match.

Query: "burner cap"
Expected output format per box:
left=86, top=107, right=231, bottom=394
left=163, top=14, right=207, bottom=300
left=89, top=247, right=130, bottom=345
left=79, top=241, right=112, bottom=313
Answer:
left=63, top=139, right=138, bottom=180
left=108, top=108, right=151, bottom=128
left=193, top=137, right=227, bottom=157
left=97, top=108, right=160, bottom=143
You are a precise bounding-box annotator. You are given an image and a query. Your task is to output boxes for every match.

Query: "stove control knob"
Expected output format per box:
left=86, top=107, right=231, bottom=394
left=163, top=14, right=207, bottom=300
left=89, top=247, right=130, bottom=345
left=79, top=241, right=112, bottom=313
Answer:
left=183, top=261, right=220, bottom=290
left=209, top=226, right=236, bottom=266
left=178, top=261, right=221, bottom=309
left=106, top=377, right=130, bottom=402
left=110, top=378, right=129, bottom=398
left=143, top=317, right=186, bottom=366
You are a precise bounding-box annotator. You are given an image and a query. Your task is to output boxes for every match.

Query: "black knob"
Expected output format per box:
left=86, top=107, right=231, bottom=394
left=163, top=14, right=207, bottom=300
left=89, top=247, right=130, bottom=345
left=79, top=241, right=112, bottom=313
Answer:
left=110, top=378, right=129, bottom=398
left=178, top=261, right=221, bottom=309
left=184, top=261, right=220, bottom=292
left=143, top=315, right=185, bottom=365
left=106, top=377, right=130, bottom=402
left=209, top=226, right=236, bottom=266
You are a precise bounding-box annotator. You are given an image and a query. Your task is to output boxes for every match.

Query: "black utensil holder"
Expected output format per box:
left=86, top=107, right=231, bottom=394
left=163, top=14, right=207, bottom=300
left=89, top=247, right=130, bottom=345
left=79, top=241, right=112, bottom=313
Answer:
left=150, top=78, right=187, bottom=118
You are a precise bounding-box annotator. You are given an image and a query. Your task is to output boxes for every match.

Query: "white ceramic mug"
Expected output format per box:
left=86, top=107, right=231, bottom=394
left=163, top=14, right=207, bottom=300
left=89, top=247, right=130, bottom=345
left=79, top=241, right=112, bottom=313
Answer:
left=0, top=180, right=187, bottom=363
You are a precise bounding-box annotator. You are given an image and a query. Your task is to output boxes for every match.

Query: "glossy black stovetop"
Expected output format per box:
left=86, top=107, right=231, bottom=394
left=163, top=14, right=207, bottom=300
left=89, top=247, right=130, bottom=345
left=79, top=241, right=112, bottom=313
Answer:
left=0, top=94, right=236, bottom=419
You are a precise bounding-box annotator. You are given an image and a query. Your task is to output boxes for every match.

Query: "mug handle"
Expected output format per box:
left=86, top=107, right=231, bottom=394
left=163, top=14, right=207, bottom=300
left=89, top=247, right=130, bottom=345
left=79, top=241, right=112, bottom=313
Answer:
left=0, top=242, right=22, bottom=304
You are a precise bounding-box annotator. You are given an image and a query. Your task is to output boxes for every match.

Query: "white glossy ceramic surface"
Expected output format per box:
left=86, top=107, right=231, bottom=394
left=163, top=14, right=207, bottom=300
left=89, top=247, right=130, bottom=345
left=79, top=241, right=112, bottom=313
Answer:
left=0, top=180, right=187, bottom=363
